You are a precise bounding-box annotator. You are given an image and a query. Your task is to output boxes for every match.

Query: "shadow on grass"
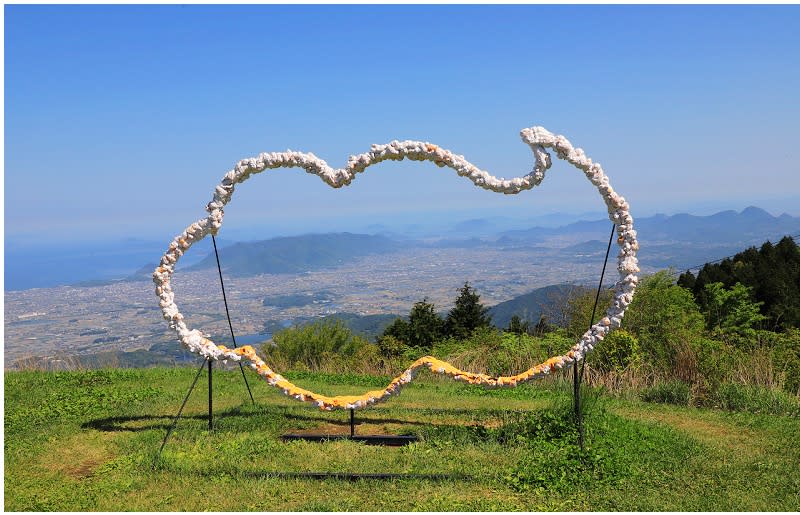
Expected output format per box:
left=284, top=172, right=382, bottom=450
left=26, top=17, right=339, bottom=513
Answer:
left=81, top=404, right=459, bottom=433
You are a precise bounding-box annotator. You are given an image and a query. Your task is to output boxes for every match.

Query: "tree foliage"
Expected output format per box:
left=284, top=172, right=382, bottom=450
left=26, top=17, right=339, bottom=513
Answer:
left=379, top=299, right=445, bottom=353
left=564, top=287, right=614, bottom=339
left=407, top=299, right=446, bottom=351
left=589, top=329, right=641, bottom=372
left=678, top=236, right=800, bottom=330
left=445, top=281, right=492, bottom=340
left=703, top=282, right=766, bottom=338
left=507, top=315, right=530, bottom=336
left=620, top=270, right=706, bottom=370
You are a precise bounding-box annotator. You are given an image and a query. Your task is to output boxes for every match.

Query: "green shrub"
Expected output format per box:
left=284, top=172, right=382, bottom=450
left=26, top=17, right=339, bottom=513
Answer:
left=621, top=270, right=706, bottom=373
left=640, top=380, right=691, bottom=406
left=501, top=394, right=630, bottom=492
left=589, top=329, right=641, bottom=372
left=428, top=328, right=574, bottom=377
left=375, top=334, right=408, bottom=358
left=264, top=319, right=372, bottom=371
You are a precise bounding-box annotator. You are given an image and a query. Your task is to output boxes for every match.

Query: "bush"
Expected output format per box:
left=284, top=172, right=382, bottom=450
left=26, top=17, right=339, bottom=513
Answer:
left=375, top=334, right=409, bottom=359
left=621, top=270, right=706, bottom=373
left=589, top=329, right=641, bottom=372
left=429, top=328, right=574, bottom=377
left=640, top=380, right=691, bottom=406
left=502, top=393, right=629, bottom=492
left=264, top=319, right=373, bottom=371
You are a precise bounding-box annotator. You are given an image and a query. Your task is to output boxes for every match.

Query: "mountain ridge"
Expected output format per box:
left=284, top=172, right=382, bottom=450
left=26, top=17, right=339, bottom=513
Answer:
left=189, top=232, right=401, bottom=276
left=6, top=207, right=799, bottom=290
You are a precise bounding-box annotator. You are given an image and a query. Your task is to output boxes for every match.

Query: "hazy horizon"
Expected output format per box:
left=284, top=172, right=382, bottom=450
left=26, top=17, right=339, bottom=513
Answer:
left=6, top=202, right=800, bottom=249
left=6, top=203, right=800, bottom=292
left=5, top=5, right=800, bottom=250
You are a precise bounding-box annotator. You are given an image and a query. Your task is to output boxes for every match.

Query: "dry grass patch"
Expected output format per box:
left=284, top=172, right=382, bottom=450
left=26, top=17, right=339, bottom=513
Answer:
left=37, top=430, right=117, bottom=480
left=612, top=404, right=761, bottom=457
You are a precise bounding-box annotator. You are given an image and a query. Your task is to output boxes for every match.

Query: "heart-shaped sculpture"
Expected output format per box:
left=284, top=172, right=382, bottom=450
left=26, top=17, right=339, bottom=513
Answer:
left=153, top=126, right=639, bottom=410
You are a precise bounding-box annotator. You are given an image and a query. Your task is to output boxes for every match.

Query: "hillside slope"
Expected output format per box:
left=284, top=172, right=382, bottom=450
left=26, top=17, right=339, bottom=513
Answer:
left=189, top=233, right=401, bottom=275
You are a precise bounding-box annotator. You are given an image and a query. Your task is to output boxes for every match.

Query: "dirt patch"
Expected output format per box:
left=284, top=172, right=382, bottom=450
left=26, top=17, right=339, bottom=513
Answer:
left=39, top=431, right=116, bottom=479
left=64, top=457, right=105, bottom=479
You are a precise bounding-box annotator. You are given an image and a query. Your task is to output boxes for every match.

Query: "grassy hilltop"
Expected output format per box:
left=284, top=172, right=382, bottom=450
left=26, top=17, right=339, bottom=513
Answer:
left=5, top=366, right=799, bottom=511
left=6, top=239, right=800, bottom=510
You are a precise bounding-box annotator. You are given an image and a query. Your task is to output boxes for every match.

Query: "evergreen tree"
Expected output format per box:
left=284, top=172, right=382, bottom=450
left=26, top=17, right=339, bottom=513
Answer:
left=381, top=317, right=410, bottom=344
left=679, top=236, right=800, bottom=330
left=379, top=299, right=445, bottom=354
left=506, top=315, right=529, bottom=335
left=406, top=299, right=445, bottom=352
left=445, top=281, right=492, bottom=340
left=532, top=315, right=553, bottom=336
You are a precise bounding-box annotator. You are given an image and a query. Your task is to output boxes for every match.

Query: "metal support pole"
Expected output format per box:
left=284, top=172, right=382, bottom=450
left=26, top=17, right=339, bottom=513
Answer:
left=208, top=358, right=213, bottom=431
left=350, top=409, right=355, bottom=438
left=581, top=224, right=617, bottom=385
left=212, top=234, right=255, bottom=405
left=153, top=359, right=207, bottom=468
left=573, top=357, right=583, bottom=450
left=574, top=223, right=616, bottom=452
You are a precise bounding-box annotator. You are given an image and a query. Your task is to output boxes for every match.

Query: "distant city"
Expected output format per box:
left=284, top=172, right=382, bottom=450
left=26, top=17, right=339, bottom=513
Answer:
left=5, top=206, right=799, bottom=368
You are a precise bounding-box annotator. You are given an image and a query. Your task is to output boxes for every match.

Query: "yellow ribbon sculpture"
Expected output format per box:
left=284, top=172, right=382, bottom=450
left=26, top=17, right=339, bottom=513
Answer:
left=153, top=126, right=639, bottom=410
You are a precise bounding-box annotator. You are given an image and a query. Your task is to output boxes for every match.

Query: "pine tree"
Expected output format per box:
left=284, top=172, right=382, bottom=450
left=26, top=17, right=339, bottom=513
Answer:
left=682, top=236, right=800, bottom=330
left=445, top=281, right=492, bottom=340
left=507, top=315, right=528, bottom=335
left=379, top=299, right=445, bottom=354
left=406, top=299, right=445, bottom=352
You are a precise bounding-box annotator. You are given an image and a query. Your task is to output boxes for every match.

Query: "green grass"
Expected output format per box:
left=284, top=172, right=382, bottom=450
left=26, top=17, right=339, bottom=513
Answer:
left=5, top=366, right=800, bottom=511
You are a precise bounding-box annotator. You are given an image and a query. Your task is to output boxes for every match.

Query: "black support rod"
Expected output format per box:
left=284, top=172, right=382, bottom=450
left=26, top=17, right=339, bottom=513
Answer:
left=574, top=223, right=616, bottom=451
left=211, top=233, right=255, bottom=405
left=153, top=359, right=208, bottom=467
left=581, top=223, right=617, bottom=383
left=350, top=409, right=355, bottom=438
left=573, top=353, right=582, bottom=450
left=208, top=358, right=213, bottom=431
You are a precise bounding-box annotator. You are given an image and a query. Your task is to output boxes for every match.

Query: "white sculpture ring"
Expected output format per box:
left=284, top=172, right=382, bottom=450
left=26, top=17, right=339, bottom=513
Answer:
left=153, top=126, right=639, bottom=410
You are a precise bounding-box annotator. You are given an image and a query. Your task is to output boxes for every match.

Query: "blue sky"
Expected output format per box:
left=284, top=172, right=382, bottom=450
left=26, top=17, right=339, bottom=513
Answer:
left=5, top=4, right=800, bottom=245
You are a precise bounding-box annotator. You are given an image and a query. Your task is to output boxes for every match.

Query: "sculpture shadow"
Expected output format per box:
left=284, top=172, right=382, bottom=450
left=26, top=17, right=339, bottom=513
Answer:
left=81, top=404, right=468, bottom=433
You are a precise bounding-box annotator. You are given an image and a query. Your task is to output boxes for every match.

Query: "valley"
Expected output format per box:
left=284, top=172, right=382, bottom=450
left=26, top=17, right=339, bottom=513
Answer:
left=5, top=206, right=799, bottom=368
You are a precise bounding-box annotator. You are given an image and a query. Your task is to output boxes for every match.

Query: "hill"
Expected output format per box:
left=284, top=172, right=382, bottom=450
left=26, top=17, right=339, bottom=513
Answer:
left=7, top=207, right=799, bottom=291
left=263, top=312, right=402, bottom=342
left=262, top=284, right=582, bottom=341
left=488, top=284, right=583, bottom=329
left=189, top=232, right=401, bottom=276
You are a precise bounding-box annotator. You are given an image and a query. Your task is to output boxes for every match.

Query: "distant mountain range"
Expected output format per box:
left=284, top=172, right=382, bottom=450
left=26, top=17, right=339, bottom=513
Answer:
left=189, top=232, right=401, bottom=276
left=5, top=207, right=799, bottom=290
left=496, top=206, right=799, bottom=247
left=489, top=206, right=800, bottom=271
left=194, top=207, right=800, bottom=278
